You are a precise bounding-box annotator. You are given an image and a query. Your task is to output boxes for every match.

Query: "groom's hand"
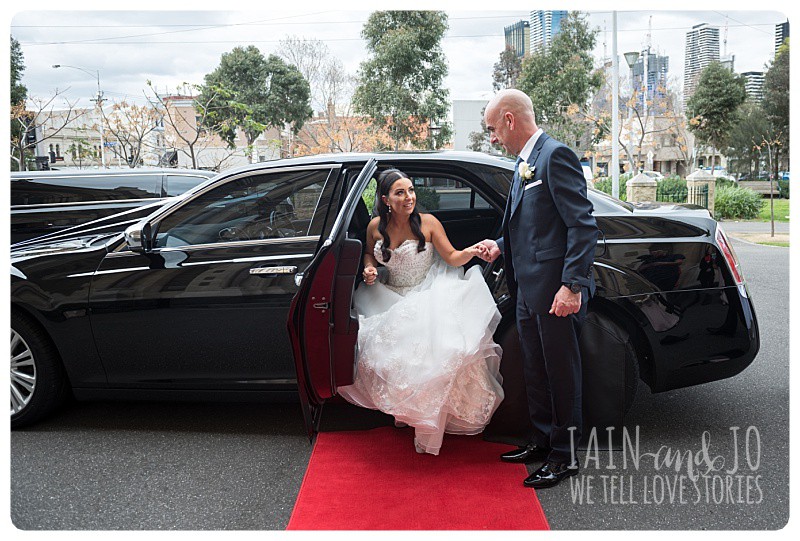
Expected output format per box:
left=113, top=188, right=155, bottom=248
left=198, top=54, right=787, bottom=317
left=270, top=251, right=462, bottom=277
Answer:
left=549, top=286, right=581, bottom=317
left=478, top=239, right=501, bottom=262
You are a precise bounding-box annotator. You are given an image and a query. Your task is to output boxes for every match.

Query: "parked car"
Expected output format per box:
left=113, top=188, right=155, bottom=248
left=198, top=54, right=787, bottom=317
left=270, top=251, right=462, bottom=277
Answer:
left=10, top=168, right=217, bottom=244
left=641, top=170, right=664, bottom=181
left=10, top=152, right=759, bottom=437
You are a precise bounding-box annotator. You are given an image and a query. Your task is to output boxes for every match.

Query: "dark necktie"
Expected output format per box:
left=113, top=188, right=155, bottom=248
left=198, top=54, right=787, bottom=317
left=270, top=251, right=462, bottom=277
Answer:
left=511, top=156, right=523, bottom=210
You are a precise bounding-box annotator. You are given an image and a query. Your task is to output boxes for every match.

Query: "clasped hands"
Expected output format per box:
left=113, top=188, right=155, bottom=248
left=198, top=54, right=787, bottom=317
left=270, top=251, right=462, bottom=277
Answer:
left=473, top=238, right=580, bottom=317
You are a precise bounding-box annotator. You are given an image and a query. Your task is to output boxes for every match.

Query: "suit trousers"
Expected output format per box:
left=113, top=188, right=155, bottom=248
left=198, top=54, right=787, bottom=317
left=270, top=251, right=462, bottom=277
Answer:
left=515, top=290, right=587, bottom=464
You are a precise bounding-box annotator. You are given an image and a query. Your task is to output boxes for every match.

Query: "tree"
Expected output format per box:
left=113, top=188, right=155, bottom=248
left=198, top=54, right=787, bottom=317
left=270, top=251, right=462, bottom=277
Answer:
left=101, top=100, right=162, bottom=168
left=726, top=102, right=770, bottom=178
left=493, top=45, right=522, bottom=91
left=199, top=46, right=312, bottom=160
left=10, top=91, right=85, bottom=171
left=353, top=11, right=451, bottom=150
left=686, top=61, right=747, bottom=173
left=11, top=37, right=27, bottom=106
left=517, top=11, right=603, bottom=146
left=762, top=39, right=789, bottom=176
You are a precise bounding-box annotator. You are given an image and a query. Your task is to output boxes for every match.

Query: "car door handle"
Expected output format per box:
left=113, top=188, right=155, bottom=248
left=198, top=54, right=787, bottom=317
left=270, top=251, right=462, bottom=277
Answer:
left=249, top=266, right=298, bottom=275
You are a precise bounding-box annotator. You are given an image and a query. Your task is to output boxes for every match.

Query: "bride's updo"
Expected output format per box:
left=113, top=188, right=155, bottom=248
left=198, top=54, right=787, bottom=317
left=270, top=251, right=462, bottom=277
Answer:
left=376, top=168, right=427, bottom=262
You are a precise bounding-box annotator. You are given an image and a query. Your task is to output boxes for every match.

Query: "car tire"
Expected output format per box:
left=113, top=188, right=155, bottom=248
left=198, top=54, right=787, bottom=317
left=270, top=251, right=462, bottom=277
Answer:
left=10, top=311, right=69, bottom=428
left=580, top=309, right=640, bottom=430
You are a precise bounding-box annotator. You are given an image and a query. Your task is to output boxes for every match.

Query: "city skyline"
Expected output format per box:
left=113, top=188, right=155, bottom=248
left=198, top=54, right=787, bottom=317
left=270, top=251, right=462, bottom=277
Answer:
left=9, top=7, right=788, bottom=111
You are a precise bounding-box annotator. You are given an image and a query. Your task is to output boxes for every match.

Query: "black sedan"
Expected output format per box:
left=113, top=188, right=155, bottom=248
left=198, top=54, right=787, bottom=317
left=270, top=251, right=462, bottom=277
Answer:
left=10, top=152, right=759, bottom=438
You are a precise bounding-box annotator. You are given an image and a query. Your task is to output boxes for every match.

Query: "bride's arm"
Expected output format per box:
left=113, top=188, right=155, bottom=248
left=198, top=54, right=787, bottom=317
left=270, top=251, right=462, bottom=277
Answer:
left=425, top=214, right=487, bottom=267
left=362, top=217, right=380, bottom=285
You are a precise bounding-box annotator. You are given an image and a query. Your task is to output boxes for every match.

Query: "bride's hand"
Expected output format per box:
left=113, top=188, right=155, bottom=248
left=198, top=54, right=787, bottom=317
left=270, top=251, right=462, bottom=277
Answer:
left=464, top=243, right=489, bottom=259
left=363, top=265, right=378, bottom=285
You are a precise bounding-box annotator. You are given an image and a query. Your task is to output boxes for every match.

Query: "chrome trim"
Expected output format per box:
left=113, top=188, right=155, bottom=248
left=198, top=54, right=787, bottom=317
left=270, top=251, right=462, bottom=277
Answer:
left=11, top=197, right=156, bottom=210
left=249, top=266, right=298, bottom=275
left=67, top=266, right=151, bottom=278
left=183, top=253, right=313, bottom=267
left=157, top=235, right=321, bottom=253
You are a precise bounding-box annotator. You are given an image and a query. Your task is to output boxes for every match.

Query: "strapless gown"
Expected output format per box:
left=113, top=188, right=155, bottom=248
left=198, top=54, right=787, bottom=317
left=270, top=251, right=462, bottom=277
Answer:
left=337, top=239, right=504, bottom=455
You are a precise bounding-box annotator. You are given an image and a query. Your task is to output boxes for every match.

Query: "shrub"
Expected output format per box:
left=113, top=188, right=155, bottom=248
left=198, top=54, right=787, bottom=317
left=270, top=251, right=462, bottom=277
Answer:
left=593, top=173, right=631, bottom=201
left=778, top=179, right=790, bottom=199
left=714, top=185, right=764, bottom=219
left=415, top=186, right=441, bottom=211
left=715, top=177, right=735, bottom=189
left=656, top=177, right=687, bottom=202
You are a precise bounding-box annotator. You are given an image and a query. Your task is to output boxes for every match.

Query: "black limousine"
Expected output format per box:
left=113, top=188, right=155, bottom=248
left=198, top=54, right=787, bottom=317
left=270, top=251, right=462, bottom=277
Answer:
left=10, top=152, right=759, bottom=438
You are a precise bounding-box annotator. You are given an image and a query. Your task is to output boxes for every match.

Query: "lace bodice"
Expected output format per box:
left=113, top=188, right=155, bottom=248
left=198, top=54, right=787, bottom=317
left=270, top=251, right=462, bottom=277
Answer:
left=375, top=239, right=434, bottom=294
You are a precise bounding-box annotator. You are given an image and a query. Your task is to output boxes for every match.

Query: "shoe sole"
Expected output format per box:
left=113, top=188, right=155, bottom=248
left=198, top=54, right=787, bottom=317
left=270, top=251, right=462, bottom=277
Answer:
left=523, top=468, right=579, bottom=489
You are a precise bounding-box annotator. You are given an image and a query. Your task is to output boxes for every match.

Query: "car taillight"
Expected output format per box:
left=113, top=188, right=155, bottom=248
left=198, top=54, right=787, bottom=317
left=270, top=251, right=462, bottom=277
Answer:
left=715, top=225, right=744, bottom=285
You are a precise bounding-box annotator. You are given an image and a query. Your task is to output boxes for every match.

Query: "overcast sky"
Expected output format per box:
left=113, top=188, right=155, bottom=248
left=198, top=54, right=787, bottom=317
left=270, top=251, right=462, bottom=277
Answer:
left=7, top=1, right=792, bottom=114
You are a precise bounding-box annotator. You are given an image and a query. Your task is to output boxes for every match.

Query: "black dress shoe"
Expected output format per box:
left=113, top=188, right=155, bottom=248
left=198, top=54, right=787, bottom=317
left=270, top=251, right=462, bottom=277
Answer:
left=500, top=444, right=550, bottom=464
left=523, top=461, right=579, bottom=489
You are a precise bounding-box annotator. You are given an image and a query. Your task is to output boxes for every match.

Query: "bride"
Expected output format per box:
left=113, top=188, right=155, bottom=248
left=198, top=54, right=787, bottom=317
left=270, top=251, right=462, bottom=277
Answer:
left=338, top=168, right=505, bottom=455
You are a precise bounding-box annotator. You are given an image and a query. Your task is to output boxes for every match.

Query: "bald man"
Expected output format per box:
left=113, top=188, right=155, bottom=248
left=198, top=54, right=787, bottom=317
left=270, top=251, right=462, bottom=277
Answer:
left=480, top=89, right=598, bottom=489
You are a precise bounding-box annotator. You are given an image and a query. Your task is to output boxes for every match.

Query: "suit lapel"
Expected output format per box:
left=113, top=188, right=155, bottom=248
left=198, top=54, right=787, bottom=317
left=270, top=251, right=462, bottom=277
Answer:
left=510, top=133, right=549, bottom=218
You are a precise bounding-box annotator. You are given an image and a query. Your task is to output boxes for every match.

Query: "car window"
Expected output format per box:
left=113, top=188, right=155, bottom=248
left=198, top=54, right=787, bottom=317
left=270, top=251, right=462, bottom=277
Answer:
left=11, top=173, right=160, bottom=205
left=408, top=175, right=492, bottom=211
left=153, top=168, right=333, bottom=248
left=164, top=174, right=214, bottom=197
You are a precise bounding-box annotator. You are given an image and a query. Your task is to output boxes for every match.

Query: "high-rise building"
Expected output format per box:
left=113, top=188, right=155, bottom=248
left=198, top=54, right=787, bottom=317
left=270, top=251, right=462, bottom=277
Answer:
left=741, top=71, right=765, bottom=102
left=629, top=50, right=670, bottom=115
left=684, top=23, right=720, bottom=106
left=775, top=21, right=789, bottom=53
left=529, top=10, right=567, bottom=51
left=504, top=20, right=530, bottom=59
left=720, top=54, right=735, bottom=72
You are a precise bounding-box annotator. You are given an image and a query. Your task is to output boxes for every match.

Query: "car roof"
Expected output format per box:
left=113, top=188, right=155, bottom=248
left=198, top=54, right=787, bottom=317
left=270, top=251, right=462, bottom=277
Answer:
left=217, top=150, right=516, bottom=177
left=11, top=168, right=216, bottom=178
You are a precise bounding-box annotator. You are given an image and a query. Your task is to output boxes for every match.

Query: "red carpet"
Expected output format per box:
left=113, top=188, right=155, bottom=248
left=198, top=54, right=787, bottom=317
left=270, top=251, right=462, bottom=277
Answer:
left=286, top=426, right=549, bottom=530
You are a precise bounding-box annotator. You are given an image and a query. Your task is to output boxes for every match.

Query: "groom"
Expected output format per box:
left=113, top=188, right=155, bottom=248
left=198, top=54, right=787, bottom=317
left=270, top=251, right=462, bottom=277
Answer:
left=480, top=89, right=598, bottom=489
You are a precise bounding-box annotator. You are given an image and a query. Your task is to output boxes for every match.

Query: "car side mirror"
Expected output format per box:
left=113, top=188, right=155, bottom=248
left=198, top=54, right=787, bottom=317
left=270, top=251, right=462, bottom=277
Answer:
left=124, top=220, right=153, bottom=252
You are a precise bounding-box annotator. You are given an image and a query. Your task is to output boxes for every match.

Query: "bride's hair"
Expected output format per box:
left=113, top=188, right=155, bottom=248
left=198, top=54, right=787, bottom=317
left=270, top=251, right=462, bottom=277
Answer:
left=376, top=168, right=426, bottom=262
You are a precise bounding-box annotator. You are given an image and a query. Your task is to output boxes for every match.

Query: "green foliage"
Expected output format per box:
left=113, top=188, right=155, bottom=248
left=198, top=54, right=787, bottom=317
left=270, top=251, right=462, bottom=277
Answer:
left=493, top=45, right=522, bottom=91
left=758, top=198, right=789, bottom=221
left=10, top=37, right=26, bottom=105
left=713, top=185, right=763, bottom=219
left=726, top=102, right=771, bottom=178
left=686, top=62, right=747, bottom=153
left=517, top=12, right=602, bottom=143
left=414, top=186, right=440, bottom=211
left=199, top=46, right=312, bottom=148
left=593, top=173, right=632, bottom=201
left=715, top=176, right=735, bottom=189
left=361, top=180, right=377, bottom=215
left=778, top=179, right=790, bottom=199
left=353, top=11, right=451, bottom=150
left=658, top=177, right=688, bottom=201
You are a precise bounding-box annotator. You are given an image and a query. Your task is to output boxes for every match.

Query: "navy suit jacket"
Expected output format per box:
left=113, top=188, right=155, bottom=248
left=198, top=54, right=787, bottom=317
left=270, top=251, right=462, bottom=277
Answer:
left=497, top=133, right=599, bottom=315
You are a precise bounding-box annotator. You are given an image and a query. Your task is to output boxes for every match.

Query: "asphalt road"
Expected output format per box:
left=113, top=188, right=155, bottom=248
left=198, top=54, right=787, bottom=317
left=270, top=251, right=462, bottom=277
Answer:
left=10, top=237, right=789, bottom=531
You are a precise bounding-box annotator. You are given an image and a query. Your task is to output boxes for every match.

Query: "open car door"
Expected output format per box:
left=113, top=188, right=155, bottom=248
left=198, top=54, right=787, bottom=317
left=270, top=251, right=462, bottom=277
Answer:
left=287, top=158, right=378, bottom=440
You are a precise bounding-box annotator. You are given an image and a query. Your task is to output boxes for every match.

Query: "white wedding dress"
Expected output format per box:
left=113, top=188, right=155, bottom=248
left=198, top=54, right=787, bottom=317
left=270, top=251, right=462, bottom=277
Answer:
left=338, top=239, right=505, bottom=455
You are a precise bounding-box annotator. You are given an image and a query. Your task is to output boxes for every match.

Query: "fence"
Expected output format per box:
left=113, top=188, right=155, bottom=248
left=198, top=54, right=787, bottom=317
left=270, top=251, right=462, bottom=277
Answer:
left=656, top=183, right=708, bottom=208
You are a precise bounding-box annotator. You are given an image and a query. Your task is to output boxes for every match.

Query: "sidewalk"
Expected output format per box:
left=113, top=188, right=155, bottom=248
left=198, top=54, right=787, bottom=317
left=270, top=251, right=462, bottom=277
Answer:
left=717, top=220, right=789, bottom=245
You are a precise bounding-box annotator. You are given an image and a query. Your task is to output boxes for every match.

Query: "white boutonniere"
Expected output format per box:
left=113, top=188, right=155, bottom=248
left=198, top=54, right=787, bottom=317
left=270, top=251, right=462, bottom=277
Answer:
left=518, top=162, right=534, bottom=180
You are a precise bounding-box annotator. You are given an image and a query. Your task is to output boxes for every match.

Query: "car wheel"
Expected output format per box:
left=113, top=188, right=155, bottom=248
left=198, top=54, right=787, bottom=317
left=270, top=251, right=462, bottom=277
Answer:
left=10, top=311, right=69, bottom=428
left=580, top=309, right=640, bottom=429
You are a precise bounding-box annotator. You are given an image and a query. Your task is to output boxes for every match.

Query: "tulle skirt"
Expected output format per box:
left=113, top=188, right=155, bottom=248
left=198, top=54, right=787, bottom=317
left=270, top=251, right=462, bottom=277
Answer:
left=338, top=259, right=504, bottom=455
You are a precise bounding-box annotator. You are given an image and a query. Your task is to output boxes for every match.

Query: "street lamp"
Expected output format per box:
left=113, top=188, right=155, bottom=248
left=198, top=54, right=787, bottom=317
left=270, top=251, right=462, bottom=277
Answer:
left=52, top=64, right=106, bottom=168
left=623, top=51, right=640, bottom=174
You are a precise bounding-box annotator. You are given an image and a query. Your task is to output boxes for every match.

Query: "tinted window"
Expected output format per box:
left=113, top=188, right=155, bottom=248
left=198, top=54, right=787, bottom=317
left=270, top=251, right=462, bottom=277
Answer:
left=410, top=175, right=492, bottom=211
left=165, top=174, right=213, bottom=197
left=153, top=168, right=332, bottom=248
left=11, top=173, right=160, bottom=205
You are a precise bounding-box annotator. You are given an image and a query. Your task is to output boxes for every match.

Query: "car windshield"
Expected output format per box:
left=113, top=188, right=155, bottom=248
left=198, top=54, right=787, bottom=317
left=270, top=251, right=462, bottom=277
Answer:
left=588, top=187, right=634, bottom=213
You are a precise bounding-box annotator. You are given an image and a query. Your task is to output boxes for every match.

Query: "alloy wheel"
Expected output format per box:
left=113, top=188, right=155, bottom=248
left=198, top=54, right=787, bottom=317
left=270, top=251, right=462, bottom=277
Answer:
left=10, top=328, right=36, bottom=416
